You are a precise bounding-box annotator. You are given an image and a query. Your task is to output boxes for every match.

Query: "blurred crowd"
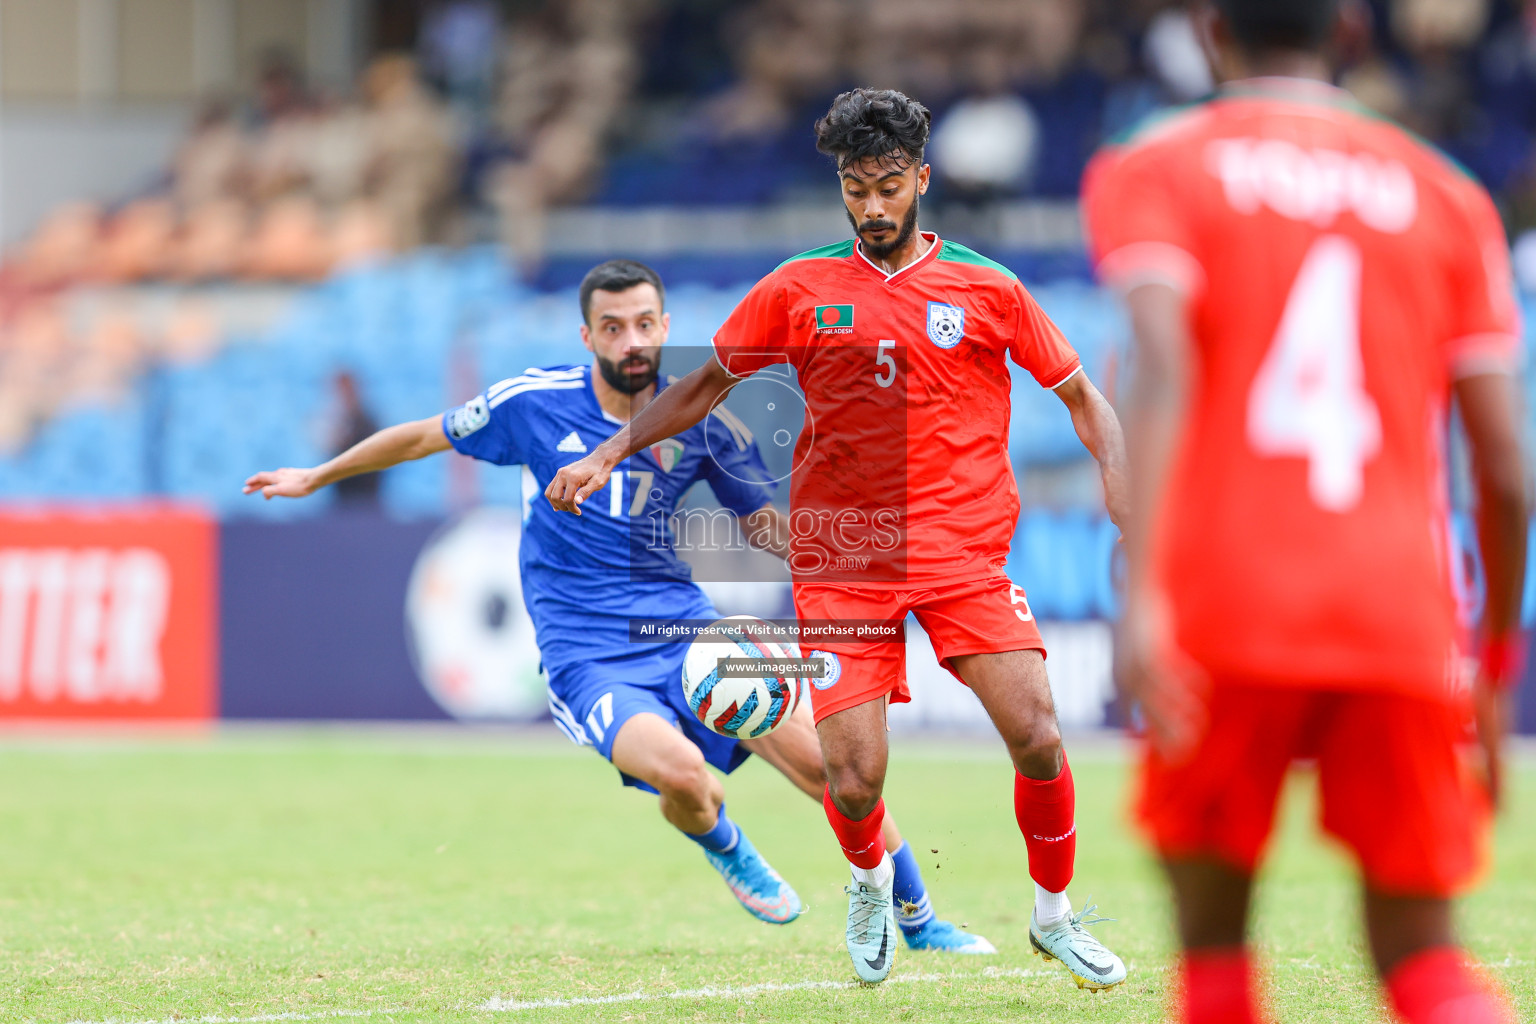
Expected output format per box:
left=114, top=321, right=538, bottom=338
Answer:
left=10, top=0, right=1536, bottom=282
left=13, top=51, right=456, bottom=291
left=4, top=0, right=1536, bottom=455
left=624, top=0, right=1536, bottom=210
left=0, top=45, right=460, bottom=452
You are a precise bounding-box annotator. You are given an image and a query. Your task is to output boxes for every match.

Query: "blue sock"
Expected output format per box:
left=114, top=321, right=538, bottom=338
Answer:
left=890, top=841, right=935, bottom=933
left=683, top=804, right=741, bottom=855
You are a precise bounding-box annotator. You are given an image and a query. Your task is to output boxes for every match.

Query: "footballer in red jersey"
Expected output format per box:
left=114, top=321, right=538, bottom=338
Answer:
left=549, top=88, right=1131, bottom=989
left=1083, top=2, right=1528, bottom=1022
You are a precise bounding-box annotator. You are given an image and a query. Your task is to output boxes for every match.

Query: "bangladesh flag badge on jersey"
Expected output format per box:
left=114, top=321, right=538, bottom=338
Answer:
left=814, top=304, right=854, bottom=334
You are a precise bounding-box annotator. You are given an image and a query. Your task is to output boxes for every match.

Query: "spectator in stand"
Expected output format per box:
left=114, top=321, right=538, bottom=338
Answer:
left=361, top=54, right=458, bottom=251
left=489, top=0, right=648, bottom=267
left=1389, top=0, right=1490, bottom=149
left=420, top=0, right=503, bottom=125
left=96, top=199, right=178, bottom=283
left=171, top=197, right=248, bottom=281
left=930, top=44, right=1041, bottom=202
left=8, top=0, right=1536, bottom=287
left=700, top=0, right=845, bottom=143
left=0, top=302, right=70, bottom=454
left=9, top=204, right=103, bottom=289
left=173, top=98, right=251, bottom=210
left=248, top=50, right=318, bottom=205
left=65, top=305, right=143, bottom=410
left=845, top=0, right=959, bottom=109
left=1141, top=6, right=1213, bottom=102
left=329, top=371, right=381, bottom=507
left=307, top=92, right=373, bottom=218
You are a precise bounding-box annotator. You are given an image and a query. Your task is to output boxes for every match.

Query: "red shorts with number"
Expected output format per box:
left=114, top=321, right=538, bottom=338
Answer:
left=793, top=575, right=1046, bottom=724
left=1137, top=682, right=1491, bottom=897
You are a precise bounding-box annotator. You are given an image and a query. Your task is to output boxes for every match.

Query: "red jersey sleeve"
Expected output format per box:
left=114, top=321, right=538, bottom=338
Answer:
left=1441, top=179, right=1521, bottom=378
left=712, top=272, right=791, bottom=378
left=1009, top=280, right=1082, bottom=389
left=1081, top=142, right=1206, bottom=298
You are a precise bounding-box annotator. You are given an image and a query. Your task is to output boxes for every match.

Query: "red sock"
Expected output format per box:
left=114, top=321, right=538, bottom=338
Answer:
left=1013, top=752, right=1075, bottom=893
left=822, top=786, right=887, bottom=869
left=1180, top=947, right=1261, bottom=1024
left=1386, top=947, right=1512, bottom=1024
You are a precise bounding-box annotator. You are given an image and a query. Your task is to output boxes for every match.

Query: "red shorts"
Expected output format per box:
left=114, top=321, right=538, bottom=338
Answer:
left=1137, top=683, right=1490, bottom=897
left=793, top=575, right=1046, bottom=723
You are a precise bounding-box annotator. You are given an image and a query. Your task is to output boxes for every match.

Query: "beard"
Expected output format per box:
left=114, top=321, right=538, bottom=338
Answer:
left=848, top=195, right=920, bottom=261
left=596, top=350, right=660, bottom=395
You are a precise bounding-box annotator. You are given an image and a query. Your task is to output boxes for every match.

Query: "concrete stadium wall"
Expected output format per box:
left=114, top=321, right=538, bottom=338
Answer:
left=0, top=103, right=189, bottom=246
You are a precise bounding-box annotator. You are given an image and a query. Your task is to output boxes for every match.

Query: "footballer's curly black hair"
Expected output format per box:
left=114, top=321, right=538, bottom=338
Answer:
left=1216, top=0, right=1337, bottom=53
left=813, top=88, right=932, bottom=174
left=578, top=259, right=665, bottom=326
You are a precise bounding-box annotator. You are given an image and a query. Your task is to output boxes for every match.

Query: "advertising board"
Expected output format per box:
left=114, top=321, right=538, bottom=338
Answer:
left=0, top=507, right=217, bottom=720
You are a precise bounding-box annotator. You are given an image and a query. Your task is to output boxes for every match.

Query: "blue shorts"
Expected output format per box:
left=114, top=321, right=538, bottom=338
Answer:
left=546, top=645, right=751, bottom=793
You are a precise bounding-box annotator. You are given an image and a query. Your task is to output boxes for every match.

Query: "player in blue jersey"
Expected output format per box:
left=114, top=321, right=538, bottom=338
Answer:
left=244, top=259, right=987, bottom=951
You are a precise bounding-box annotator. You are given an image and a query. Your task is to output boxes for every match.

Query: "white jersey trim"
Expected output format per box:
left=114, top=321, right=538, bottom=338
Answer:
left=710, top=335, right=752, bottom=379
left=1096, top=241, right=1206, bottom=299
left=1047, top=365, right=1084, bottom=391
left=709, top=404, right=754, bottom=449
left=854, top=230, right=940, bottom=282
left=548, top=692, right=591, bottom=746
left=1447, top=332, right=1521, bottom=379
left=489, top=377, right=585, bottom=409
left=488, top=367, right=583, bottom=401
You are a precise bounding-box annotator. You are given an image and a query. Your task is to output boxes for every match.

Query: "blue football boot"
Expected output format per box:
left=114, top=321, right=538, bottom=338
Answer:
left=701, top=833, right=802, bottom=924
left=902, top=917, right=997, bottom=954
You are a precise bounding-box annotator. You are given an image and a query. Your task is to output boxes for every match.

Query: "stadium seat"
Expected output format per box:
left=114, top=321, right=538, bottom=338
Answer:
left=0, top=250, right=1530, bottom=524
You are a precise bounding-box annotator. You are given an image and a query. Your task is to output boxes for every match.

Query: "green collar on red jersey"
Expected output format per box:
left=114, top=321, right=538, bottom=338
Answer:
left=776, top=239, right=856, bottom=270
left=936, top=240, right=1018, bottom=281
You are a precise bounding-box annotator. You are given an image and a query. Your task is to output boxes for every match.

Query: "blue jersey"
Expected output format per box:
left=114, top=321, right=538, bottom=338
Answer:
left=442, top=364, right=776, bottom=671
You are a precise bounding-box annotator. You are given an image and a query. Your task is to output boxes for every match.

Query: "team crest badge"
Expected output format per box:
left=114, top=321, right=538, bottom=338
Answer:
left=446, top=396, right=489, bottom=439
left=809, top=650, right=841, bottom=690
left=926, top=301, right=966, bottom=349
left=651, top=438, right=684, bottom=472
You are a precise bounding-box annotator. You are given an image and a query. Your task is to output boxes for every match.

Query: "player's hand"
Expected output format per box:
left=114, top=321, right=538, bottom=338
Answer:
left=242, top=467, right=319, bottom=499
left=1472, top=678, right=1510, bottom=810
left=546, top=448, right=618, bottom=515
left=1114, top=591, right=1209, bottom=761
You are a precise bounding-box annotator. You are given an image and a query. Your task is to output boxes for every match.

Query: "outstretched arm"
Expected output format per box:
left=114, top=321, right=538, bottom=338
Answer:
left=243, top=416, right=451, bottom=499
left=1053, top=371, right=1129, bottom=531
left=546, top=357, right=739, bottom=513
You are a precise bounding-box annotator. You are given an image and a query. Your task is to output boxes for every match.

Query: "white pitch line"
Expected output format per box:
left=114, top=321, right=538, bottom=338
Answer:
left=62, top=958, right=1526, bottom=1024
left=479, top=966, right=1052, bottom=1012
left=66, top=1012, right=381, bottom=1024
left=62, top=966, right=1053, bottom=1024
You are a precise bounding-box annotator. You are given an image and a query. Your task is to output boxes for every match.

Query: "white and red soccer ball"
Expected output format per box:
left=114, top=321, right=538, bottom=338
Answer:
left=681, top=615, right=805, bottom=739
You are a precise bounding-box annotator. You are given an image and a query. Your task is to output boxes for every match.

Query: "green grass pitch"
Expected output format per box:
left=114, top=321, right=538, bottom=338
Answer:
left=1, top=730, right=1531, bottom=1023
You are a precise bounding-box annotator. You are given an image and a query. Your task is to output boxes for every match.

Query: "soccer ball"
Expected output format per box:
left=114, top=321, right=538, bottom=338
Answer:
left=681, top=615, right=805, bottom=739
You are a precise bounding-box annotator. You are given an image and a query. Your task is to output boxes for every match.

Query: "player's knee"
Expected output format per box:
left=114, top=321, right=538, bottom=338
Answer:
left=1007, top=719, right=1063, bottom=780
left=826, top=761, right=884, bottom=821
left=652, top=744, right=710, bottom=803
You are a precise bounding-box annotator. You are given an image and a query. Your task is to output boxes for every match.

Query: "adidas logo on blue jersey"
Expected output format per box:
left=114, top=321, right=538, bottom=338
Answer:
left=556, top=431, right=587, bottom=453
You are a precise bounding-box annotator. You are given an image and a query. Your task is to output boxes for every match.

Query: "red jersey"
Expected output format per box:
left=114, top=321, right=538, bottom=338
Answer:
left=712, top=233, right=1081, bottom=586
left=1081, top=79, right=1521, bottom=695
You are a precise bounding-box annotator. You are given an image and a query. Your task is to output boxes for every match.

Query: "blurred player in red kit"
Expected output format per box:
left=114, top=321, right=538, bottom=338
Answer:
left=548, top=88, right=1132, bottom=987
left=1083, top=1, right=1529, bottom=1021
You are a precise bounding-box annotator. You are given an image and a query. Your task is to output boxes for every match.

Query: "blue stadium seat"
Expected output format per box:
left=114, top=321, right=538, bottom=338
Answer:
left=15, top=402, right=147, bottom=498
left=2, top=249, right=1531, bottom=524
